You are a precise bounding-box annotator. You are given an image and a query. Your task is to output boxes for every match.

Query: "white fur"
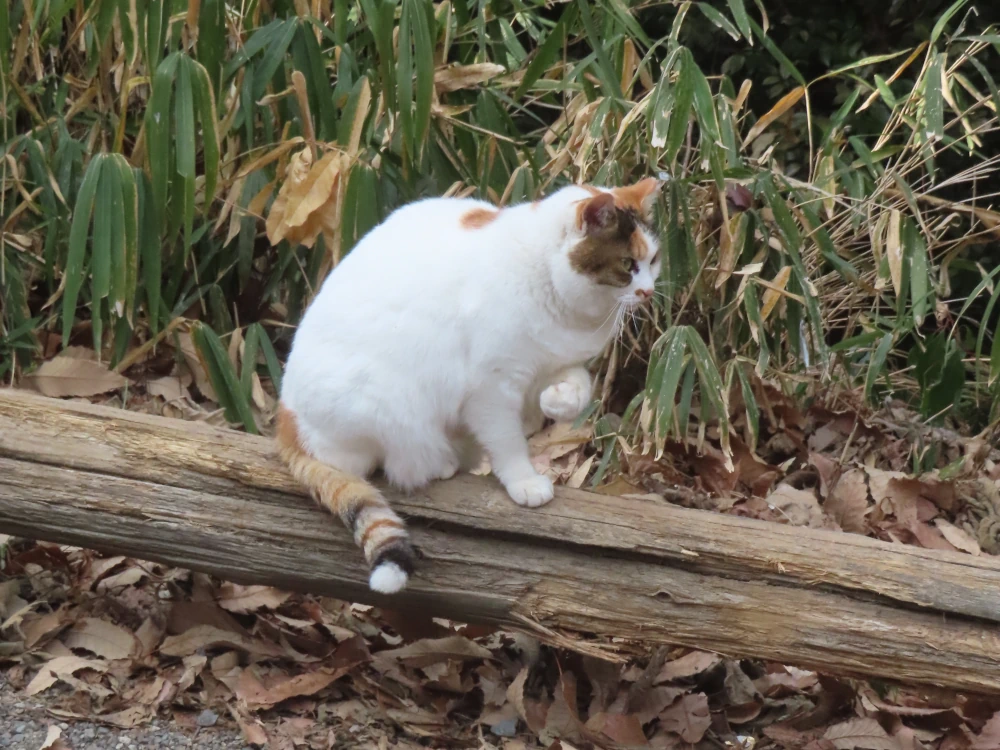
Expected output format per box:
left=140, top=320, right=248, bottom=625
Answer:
left=282, top=185, right=661, bottom=508
left=369, top=562, right=408, bottom=594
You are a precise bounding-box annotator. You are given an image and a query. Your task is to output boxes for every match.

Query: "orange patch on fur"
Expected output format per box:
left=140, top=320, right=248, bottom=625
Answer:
left=275, top=405, right=302, bottom=452
left=460, top=207, right=500, bottom=229
left=629, top=231, right=649, bottom=260
left=360, top=518, right=405, bottom=550
left=611, top=177, right=659, bottom=219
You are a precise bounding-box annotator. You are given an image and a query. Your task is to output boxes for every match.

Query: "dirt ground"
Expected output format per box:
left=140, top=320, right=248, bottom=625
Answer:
left=0, top=675, right=251, bottom=750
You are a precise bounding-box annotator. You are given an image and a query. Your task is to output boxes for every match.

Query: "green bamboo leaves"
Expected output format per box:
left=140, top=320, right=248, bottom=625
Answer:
left=645, top=327, right=733, bottom=469
left=191, top=323, right=259, bottom=434
left=63, top=154, right=139, bottom=350
left=398, top=0, right=436, bottom=165
left=145, top=52, right=220, bottom=248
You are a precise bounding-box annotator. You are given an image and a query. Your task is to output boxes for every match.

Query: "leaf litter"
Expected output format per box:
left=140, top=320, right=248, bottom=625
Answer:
left=5, top=362, right=1000, bottom=748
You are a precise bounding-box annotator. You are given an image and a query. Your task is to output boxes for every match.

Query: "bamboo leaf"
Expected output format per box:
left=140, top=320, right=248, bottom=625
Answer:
left=192, top=323, right=259, bottom=434
left=190, top=57, right=221, bottom=213
left=515, top=9, right=568, bottom=100
left=92, top=162, right=116, bottom=306
left=146, top=52, right=181, bottom=230
left=197, top=0, right=225, bottom=98
left=665, top=51, right=695, bottom=165
left=63, top=155, right=105, bottom=346
left=175, top=56, right=197, bottom=249
left=930, top=0, right=969, bottom=44
left=726, top=0, right=753, bottom=42
left=697, top=4, right=740, bottom=40
left=925, top=53, right=944, bottom=141
left=865, top=332, right=894, bottom=404
left=116, top=161, right=139, bottom=324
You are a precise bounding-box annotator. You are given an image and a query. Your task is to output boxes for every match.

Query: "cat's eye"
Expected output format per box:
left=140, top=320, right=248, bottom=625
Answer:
left=621, top=258, right=637, bottom=273
left=650, top=251, right=660, bottom=265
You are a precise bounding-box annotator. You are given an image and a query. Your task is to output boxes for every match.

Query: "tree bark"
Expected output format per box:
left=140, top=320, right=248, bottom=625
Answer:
left=1, top=388, right=999, bottom=692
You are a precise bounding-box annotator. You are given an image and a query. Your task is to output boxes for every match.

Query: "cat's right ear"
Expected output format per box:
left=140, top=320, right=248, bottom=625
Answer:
left=580, top=192, right=617, bottom=235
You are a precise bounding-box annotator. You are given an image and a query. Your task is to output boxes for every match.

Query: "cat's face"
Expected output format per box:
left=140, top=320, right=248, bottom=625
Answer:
left=567, top=178, right=662, bottom=311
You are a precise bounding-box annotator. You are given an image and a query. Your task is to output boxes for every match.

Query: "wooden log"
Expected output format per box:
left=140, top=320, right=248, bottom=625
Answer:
left=1, top=388, right=999, bottom=693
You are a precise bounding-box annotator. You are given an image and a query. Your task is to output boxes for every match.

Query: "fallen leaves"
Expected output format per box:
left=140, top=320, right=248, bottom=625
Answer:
left=63, top=617, right=138, bottom=660
left=21, top=347, right=128, bottom=398
left=825, top=469, right=870, bottom=533
left=159, top=624, right=286, bottom=658
left=824, top=718, right=900, bottom=750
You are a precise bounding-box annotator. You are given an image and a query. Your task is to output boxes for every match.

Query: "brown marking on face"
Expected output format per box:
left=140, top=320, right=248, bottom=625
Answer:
left=569, top=192, right=641, bottom=287
left=568, top=179, right=661, bottom=286
left=460, top=207, right=500, bottom=229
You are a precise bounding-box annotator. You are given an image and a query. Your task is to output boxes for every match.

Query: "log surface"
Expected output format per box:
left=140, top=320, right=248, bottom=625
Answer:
left=1, top=388, right=999, bottom=692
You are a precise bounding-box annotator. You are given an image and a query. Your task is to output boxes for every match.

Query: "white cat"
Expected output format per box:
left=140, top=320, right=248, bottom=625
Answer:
left=276, top=178, right=661, bottom=594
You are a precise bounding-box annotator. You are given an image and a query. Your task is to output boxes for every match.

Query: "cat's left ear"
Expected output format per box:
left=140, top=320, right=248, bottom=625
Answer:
left=617, top=177, right=662, bottom=222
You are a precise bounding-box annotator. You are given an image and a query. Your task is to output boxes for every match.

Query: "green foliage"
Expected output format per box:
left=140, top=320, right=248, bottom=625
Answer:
left=2, top=0, right=999, bottom=469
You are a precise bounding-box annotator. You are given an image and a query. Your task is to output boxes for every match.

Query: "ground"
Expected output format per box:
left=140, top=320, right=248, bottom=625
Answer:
left=3, top=373, right=1000, bottom=749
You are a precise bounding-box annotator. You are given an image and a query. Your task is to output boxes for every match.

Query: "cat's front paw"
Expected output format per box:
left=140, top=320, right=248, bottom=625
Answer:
left=506, top=474, right=555, bottom=507
left=540, top=380, right=591, bottom=423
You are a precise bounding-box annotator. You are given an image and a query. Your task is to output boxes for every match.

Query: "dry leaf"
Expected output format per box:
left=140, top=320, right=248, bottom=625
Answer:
left=63, top=617, right=138, bottom=660
left=236, top=668, right=343, bottom=708
left=159, top=625, right=285, bottom=657
left=766, top=484, right=826, bottom=527
left=375, top=636, right=491, bottom=668
left=972, top=712, right=1000, bottom=750
left=886, top=210, right=903, bottom=297
left=743, top=86, right=806, bottom=146
left=435, top=63, right=505, bottom=92
left=216, top=583, right=291, bottom=613
left=824, top=718, right=901, bottom=750
left=656, top=651, right=721, bottom=682
left=38, top=726, right=71, bottom=750
left=22, top=350, right=129, bottom=398
left=177, top=330, right=218, bottom=402
left=147, top=372, right=191, bottom=403
left=26, top=655, right=109, bottom=695
left=760, top=266, right=792, bottom=321
left=934, top=518, right=981, bottom=555
left=659, top=692, right=711, bottom=743
left=100, top=706, right=153, bottom=728
left=266, top=148, right=347, bottom=251
left=543, top=672, right=584, bottom=743
left=825, top=469, right=870, bottom=533
left=586, top=712, right=649, bottom=746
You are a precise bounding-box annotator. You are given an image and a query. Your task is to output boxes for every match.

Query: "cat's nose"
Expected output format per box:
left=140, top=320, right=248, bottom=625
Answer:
left=635, top=288, right=653, bottom=300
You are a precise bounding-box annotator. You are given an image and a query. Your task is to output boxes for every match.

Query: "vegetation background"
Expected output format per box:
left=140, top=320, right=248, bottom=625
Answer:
left=4, top=1, right=1000, bottom=747
left=3, top=0, right=1000, bottom=471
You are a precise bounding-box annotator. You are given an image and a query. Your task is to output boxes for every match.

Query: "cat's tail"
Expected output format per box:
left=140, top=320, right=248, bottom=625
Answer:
left=274, top=405, right=415, bottom=594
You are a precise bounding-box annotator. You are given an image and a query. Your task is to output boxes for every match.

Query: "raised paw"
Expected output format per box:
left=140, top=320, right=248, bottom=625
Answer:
left=505, top=474, right=555, bottom=508
left=539, top=379, right=592, bottom=423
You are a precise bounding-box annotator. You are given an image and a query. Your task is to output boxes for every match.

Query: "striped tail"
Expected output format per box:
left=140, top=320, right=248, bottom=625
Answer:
left=275, top=405, right=415, bottom=594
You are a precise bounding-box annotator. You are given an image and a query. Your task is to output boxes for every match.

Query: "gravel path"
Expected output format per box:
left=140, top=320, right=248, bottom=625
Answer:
left=0, top=675, right=253, bottom=750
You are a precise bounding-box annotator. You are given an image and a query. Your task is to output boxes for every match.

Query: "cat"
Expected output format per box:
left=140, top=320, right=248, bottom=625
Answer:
left=276, top=177, right=662, bottom=594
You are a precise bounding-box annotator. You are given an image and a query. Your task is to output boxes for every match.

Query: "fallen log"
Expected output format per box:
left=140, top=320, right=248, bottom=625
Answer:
left=1, top=388, right=999, bottom=693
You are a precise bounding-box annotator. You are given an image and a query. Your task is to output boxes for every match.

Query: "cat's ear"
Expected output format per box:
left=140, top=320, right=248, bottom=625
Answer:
left=617, top=177, right=662, bottom=222
left=580, top=192, right=617, bottom=235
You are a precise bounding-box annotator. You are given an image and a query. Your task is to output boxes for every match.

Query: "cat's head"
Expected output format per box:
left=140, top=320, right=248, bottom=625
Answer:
left=557, top=178, right=662, bottom=317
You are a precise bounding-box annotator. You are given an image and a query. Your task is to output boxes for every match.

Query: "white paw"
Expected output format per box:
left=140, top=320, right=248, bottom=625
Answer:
left=540, top=380, right=592, bottom=423
left=506, top=475, right=555, bottom=507
left=436, top=457, right=460, bottom=481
